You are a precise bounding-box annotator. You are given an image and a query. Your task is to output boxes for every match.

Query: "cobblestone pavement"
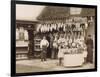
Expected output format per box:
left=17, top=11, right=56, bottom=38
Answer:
left=16, top=59, right=94, bottom=73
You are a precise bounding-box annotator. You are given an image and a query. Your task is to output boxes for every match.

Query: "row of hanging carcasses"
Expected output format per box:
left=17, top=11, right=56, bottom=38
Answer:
left=36, top=22, right=88, bottom=33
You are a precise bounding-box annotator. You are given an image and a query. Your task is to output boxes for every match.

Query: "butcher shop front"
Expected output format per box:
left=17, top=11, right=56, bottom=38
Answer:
left=16, top=6, right=95, bottom=67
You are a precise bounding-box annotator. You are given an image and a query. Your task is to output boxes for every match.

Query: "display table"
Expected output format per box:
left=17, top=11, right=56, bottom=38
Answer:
left=62, top=47, right=88, bottom=67
left=63, top=53, right=84, bottom=67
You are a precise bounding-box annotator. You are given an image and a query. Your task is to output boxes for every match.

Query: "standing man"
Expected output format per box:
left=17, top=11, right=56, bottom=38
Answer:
left=40, top=36, right=49, bottom=61
left=57, top=34, right=66, bottom=66
left=52, top=37, right=58, bottom=59
left=86, top=35, right=93, bottom=63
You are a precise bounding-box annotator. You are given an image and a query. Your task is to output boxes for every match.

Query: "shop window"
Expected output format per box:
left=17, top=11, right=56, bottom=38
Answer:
left=19, top=27, right=25, bottom=41
left=16, top=27, right=29, bottom=41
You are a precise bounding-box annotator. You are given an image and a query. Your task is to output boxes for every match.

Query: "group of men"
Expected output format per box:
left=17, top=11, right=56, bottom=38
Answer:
left=40, top=35, right=94, bottom=64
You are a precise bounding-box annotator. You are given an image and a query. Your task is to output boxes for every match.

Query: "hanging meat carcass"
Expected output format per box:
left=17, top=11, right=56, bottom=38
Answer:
left=63, top=23, right=66, bottom=32
left=44, top=23, right=47, bottom=32
left=46, top=24, right=49, bottom=32
left=57, top=23, right=61, bottom=31
left=40, top=24, right=43, bottom=32
left=50, top=23, right=53, bottom=32
left=37, top=24, right=41, bottom=32
left=85, top=23, right=88, bottom=29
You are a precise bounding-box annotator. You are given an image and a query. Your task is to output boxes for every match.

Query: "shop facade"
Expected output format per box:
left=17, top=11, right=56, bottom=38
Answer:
left=16, top=6, right=95, bottom=65
left=35, top=7, right=95, bottom=66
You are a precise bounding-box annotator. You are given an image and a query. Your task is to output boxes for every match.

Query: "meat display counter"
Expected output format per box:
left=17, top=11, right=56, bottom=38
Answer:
left=62, top=48, right=87, bottom=67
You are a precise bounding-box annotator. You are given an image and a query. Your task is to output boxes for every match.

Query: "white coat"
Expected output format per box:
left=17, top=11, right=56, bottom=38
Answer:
left=40, top=39, right=49, bottom=48
left=58, top=47, right=64, bottom=58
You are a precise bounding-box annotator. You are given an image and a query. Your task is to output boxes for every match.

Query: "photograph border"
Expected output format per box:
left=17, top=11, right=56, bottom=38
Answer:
left=11, top=0, right=97, bottom=76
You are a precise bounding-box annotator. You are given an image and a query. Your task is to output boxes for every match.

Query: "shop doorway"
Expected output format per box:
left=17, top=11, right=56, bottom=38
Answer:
left=28, top=31, right=52, bottom=59
left=46, top=34, right=52, bottom=58
left=27, top=29, right=34, bottom=59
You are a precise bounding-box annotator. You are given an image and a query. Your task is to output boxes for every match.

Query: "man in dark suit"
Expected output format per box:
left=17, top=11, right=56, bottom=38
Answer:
left=86, top=35, right=93, bottom=63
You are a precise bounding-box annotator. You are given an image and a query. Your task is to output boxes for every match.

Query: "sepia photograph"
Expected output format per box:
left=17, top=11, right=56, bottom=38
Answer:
left=11, top=0, right=97, bottom=76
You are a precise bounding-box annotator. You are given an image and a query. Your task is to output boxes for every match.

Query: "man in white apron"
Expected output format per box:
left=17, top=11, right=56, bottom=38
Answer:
left=40, top=36, right=49, bottom=61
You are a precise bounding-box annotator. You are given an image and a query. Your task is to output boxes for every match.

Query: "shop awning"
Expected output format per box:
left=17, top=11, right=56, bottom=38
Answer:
left=37, top=6, right=70, bottom=20
left=37, top=7, right=95, bottom=21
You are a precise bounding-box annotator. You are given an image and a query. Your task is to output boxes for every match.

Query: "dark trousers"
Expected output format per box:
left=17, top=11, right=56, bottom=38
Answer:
left=51, top=47, right=58, bottom=59
left=59, top=58, right=63, bottom=66
left=41, top=51, right=47, bottom=61
left=87, top=46, right=93, bottom=63
left=41, top=46, right=47, bottom=61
